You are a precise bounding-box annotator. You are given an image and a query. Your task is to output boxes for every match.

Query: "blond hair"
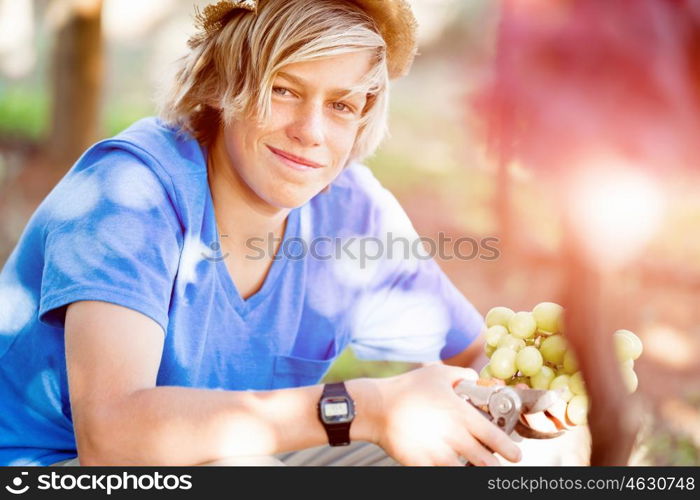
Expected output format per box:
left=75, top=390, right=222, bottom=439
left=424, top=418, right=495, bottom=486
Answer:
left=157, top=0, right=390, bottom=164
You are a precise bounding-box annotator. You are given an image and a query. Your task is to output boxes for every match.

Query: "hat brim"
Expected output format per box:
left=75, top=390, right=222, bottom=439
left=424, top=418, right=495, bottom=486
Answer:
left=192, top=0, right=418, bottom=79
left=347, top=0, right=418, bottom=79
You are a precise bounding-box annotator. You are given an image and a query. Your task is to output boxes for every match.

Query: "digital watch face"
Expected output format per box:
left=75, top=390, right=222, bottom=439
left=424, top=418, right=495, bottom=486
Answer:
left=320, top=396, right=354, bottom=423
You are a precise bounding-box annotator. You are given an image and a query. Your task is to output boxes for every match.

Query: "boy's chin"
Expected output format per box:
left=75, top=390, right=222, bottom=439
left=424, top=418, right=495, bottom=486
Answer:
left=266, top=188, right=321, bottom=210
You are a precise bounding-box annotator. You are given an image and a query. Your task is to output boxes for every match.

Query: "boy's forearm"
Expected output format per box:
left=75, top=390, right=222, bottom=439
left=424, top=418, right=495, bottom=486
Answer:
left=442, top=335, right=487, bottom=370
left=78, top=378, right=382, bottom=466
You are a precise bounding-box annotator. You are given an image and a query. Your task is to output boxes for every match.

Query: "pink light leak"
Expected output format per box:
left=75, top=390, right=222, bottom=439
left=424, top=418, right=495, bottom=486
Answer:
left=475, top=0, right=700, bottom=173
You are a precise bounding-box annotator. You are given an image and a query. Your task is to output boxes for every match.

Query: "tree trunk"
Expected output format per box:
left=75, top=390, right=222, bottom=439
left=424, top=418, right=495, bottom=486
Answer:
left=47, top=0, right=104, bottom=171
left=562, top=222, right=642, bottom=465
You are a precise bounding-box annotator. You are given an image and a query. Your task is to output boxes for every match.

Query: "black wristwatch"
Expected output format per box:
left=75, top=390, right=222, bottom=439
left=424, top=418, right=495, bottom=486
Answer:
left=317, top=382, right=355, bottom=446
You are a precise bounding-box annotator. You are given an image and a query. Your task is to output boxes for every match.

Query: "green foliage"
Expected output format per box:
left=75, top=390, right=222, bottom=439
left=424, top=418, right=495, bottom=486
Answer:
left=366, top=149, right=432, bottom=191
left=0, top=84, right=154, bottom=143
left=644, top=428, right=700, bottom=466
left=104, top=102, right=155, bottom=137
left=323, top=346, right=417, bottom=383
left=0, top=86, right=48, bottom=141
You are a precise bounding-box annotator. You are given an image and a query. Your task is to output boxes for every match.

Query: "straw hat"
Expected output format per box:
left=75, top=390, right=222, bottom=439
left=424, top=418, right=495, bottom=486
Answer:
left=192, top=0, right=418, bottom=79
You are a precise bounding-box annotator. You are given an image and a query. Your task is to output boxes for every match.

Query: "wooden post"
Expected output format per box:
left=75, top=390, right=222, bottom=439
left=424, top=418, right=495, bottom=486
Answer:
left=47, top=0, right=104, bottom=171
left=562, top=220, right=642, bottom=465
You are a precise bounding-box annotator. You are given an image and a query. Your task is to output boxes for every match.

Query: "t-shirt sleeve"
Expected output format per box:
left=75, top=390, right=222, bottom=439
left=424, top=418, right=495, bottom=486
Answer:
left=38, top=149, right=184, bottom=333
left=349, top=258, right=485, bottom=363
left=344, top=165, right=484, bottom=363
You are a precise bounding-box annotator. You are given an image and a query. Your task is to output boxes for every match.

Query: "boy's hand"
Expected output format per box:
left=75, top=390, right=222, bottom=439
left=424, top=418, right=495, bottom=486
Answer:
left=521, top=397, right=572, bottom=433
left=372, top=365, right=523, bottom=466
left=492, top=380, right=573, bottom=434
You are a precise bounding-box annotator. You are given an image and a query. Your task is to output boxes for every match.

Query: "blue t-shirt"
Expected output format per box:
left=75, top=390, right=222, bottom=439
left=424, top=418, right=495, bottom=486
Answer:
left=0, top=118, right=483, bottom=466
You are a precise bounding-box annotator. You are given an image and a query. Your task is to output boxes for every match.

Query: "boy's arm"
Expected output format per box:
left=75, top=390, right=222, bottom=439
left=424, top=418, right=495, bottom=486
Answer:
left=443, top=333, right=488, bottom=370
left=66, top=300, right=519, bottom=466
left=419, top=333, right=487, bottom=370
left=65, top=300, right=381, bottom=465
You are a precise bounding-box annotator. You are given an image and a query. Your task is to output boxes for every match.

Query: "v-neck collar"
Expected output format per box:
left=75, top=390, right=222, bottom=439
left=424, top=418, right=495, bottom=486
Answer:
left=214, top=200, right=299, bottom=318
left=201, top=150, right=300, bottom=318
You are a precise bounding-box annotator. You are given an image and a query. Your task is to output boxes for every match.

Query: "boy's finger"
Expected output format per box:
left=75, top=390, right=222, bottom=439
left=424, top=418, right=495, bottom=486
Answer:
left=522, top=411, right=559, bottom=433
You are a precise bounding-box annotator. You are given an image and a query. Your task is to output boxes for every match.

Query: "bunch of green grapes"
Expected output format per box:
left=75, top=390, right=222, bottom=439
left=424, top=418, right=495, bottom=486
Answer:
left=480, top=302, right=643, bottom=426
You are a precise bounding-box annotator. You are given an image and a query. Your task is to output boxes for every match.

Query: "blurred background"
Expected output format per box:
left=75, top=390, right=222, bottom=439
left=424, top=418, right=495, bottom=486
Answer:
left=1, top=0, right=698, bottom=465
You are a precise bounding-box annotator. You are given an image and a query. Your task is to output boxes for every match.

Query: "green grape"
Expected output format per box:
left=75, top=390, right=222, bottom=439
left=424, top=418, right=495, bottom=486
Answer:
left=485, top=344, right=496, bottom=358
left=566, top=395, right=589, bottom=425
left=496, top=335, right=525, bottom=352
left=613, top=333, right=637, bottom=362
left=530, top=366, right=556, bottom=390
left=532, top=302, right=564, bottom=335
left=550, top=374, right=574, bottom=402
left=621, top=359, right=634, bottom=371
left=489, top=348, right=518, bottom=379
left=485, top=306, right=515, bottom=328
left=569, top=371, right=586, bottom=395
left=539, top=335, right=568, bottom=365
left=479, top=364, right=493, bottom=380
left=508, top=311, right=537, bottom=339
left=515, top=346, right=544, bottom=376
left=497, top=334, right=526, bottom=352
left=562, top=350, right=579, bottom=374
left=614, top=329, right=643, bottom=360
left=485, top=325, right=508, bottom=347
left=621, top=366, right=638, bottom=393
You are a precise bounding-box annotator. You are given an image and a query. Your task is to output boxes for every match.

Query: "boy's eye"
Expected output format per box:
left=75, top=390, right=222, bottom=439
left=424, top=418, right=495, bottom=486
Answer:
left=272, top=86, right=355, bottom=114
left=332, top=102, right=353, bottom=113
left=332, top=102, right=346, bottom=111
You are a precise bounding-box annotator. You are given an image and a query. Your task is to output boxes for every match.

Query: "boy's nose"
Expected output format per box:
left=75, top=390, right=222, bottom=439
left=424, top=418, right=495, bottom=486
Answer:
left=288, top=103, right=325, bottom=147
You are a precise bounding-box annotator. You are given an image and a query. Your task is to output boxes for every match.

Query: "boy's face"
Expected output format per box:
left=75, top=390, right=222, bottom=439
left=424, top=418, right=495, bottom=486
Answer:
left=217, top=50, right=374, bottom=209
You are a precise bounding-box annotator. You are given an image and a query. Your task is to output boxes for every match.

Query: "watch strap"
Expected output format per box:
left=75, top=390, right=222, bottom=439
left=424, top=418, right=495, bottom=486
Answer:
left=323, top=382, right=348, bottom=398
left=326, top=422, right=352, bottom=446
left=319, top=382, right=354, bottom=446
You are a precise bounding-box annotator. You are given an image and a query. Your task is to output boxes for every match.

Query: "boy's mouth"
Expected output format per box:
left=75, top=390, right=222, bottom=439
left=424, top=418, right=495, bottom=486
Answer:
left=267, top=145, right=324, bottom=169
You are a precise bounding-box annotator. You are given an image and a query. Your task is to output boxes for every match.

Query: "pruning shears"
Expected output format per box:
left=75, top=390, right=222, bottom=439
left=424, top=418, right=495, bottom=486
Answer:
left=454, top=379, right=564, bottom=440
